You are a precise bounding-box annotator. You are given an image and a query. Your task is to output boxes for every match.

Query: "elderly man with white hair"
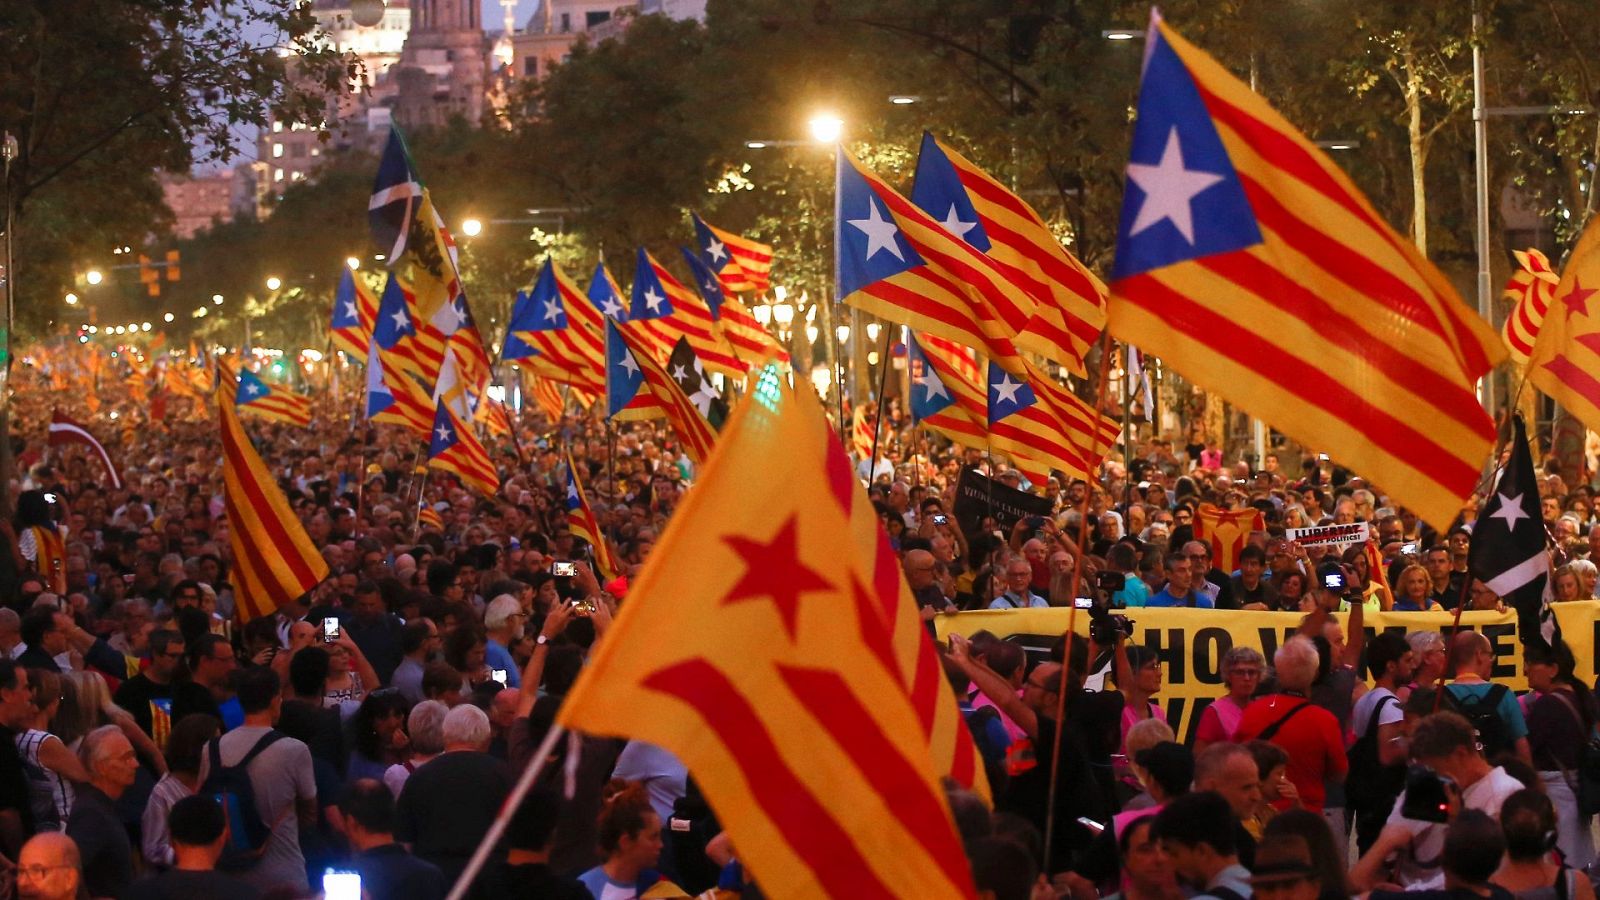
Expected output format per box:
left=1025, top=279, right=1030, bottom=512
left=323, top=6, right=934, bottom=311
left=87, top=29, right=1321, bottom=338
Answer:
left=65, top=725, right=138, bottom=898
left=483, top=594, right=526, bottom=688
left=394, top=704, right=512, bottom=889
left=1233, top=635, right=1348, bottom=816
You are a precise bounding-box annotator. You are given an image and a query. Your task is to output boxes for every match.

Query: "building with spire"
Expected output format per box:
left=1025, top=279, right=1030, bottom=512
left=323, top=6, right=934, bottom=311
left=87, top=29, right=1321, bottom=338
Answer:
left=393, top=0, right=490, bottom=128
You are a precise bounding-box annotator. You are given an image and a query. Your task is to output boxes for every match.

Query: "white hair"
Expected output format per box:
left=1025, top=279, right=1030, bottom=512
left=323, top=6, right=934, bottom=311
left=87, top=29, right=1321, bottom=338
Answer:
left=407, top=700, right=449, bottom=756
left=1570, top=559, right=1598, bottom=579
left=80, top=724, right=126, bottom=772
left=1273, top=636, right=1320, bottom=692
left=442, top=704, right=491, bottom=748
left=483, top=595, right=521, bottom=631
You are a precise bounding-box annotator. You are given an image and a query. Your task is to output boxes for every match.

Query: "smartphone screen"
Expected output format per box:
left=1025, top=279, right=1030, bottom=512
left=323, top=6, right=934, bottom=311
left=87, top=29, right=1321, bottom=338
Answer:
left=491, top=669, right=508, bottom=685
left=323, top=617, right=340, bottom=642
left=552, top=561, right=577, bottom=578
left=323, top=871, right=362, bottom=900
left=1074, top=597, right=1094, bottom=610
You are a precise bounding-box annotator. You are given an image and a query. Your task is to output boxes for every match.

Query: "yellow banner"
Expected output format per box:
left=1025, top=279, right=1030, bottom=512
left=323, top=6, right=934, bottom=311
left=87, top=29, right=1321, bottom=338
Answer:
left=935, top=601, right=1600, bottom=741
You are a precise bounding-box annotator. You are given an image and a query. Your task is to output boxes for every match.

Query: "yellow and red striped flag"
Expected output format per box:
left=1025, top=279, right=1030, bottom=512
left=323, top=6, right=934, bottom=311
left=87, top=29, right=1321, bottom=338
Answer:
left=530, top=374, right=565, bottom=422
left=612, top=324, right=720, bottom=464
left=625, top=248, right=744, bottom=377
left=835, top=150, right=1034, bottom=377
left=559, top=365, right=979, bottom=899
left=1503, top=248, right=1559, bottom=364
left=691, top=212, right=773, bottom=294
left=678, top=246, right=789, bottom=366
left=364, top=339, right=433, bottom=437
left=910, top=334, right=1052, bottom=482
left=235, top=369, right=313, bottom=427
left=851, top=403, right=876, bottom=462
left=1106, top=13, right=1502, bottom=529
left=503, top=258, right=606, bottom=393
left=331, top=268, right=380, bottom=359
left=1529, top=219, right=1600, bottom=434
left=426, top=400, right=500, bottom=497
left=477, top=396, right=514, bottom=438
left=1193, top=503, right=1265, bottom=574
left=217, top=376, right=330, bottom=622
left=417, top=505, right=444, bottom=532
left=912, top=133, right=1107, bottom=376
left=564, top=455, right=621, bottom=583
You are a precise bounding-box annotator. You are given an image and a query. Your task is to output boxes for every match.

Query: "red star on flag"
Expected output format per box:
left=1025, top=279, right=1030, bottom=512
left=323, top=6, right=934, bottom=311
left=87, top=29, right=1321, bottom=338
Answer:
left=1562, top=276, right=1597, bottom=319
left=720, top=516, right=833, bottom=639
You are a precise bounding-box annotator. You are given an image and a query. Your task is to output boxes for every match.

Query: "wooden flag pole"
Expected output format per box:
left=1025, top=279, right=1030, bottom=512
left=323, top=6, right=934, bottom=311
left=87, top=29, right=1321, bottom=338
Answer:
left=865, top=324, right=895, bottom=484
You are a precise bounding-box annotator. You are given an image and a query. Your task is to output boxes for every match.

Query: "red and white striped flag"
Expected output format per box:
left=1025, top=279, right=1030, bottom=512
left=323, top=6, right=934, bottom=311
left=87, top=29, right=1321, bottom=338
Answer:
left=48, top=410, right=122, bottom=489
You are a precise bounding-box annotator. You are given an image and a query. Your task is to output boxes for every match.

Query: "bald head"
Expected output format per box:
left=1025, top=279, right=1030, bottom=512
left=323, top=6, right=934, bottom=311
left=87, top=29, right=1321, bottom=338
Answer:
left=1450, top=631, right=1492, bottom=678
left=903, top=550, right=937, bottom=590
left=18, top=831, right=80, bottom=900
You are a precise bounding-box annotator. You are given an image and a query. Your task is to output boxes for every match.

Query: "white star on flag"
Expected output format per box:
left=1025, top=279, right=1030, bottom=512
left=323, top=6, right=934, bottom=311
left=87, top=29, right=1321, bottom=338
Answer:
left=342, top=301, right=359, bottom=320
left=671, top=364, right=689, bottom=381
left=600, top=296, right=623, bottom=318
left=618, top=351, right=640, bottom=377
left=1125, top=127, right=1226, bottom=245
left=849, top=199, right=905, bottom=262
left=917, top=367, right=949, bottom=402
left=939, top=204, right=977, bottom=239
left=567, top=480, right=580, bottom=502
left=435, top=424, right=452, bottom=443
left=542, top=299, right=563, bottom=321
left=991, top=374, right=1025, bottom=407
left=644, top=288, right=665, bottom=313
left=1490, top=492, right=1529, bottom=530
left=389, top=309, right=411, bottom=331
left=706, top=237, right=727, bottom=262
left=244, top=382, right=262, bottom=396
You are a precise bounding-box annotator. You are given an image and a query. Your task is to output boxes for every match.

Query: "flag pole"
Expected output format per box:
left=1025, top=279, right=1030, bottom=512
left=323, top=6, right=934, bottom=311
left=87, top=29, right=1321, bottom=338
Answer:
left=411, top=467, right=431, bottom=544
left=865, top=324, right=895, bottom=484
left=445, top=722, right=567, bottom=900
left=1043, top=332, right=1115, bottom=872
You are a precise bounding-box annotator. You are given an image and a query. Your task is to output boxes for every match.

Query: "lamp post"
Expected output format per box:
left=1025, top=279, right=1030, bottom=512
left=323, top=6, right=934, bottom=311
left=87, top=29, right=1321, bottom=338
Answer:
left=0, top=131, right=16, bottom=519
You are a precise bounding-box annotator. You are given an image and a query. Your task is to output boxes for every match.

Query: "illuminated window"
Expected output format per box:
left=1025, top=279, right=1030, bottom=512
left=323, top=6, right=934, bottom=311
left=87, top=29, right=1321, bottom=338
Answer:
left=272, top=143, right=284, bottom=158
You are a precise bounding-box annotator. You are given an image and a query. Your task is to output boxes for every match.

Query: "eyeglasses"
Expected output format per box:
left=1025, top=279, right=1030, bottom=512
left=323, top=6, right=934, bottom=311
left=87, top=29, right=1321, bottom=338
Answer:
left=17, top=864, right=71, bottom=880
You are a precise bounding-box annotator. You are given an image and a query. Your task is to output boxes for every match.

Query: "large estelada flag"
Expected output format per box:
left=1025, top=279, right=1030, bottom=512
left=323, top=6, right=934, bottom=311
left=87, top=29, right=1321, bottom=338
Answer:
left=558, top=364, right=978, bottom=899
left=1470, top=415, right=1555, bottom=648
left=1106, top=12, right=1502, bottom=529
left=911, top=132, right=1107, bottom=376
left=216, top=377, right=329, bottom=622
left=1529, top=219, right=1600, bottom=432
left=679, top=247, right=789, bottom=365
left=364, top=339, right=433, bottom=436
left=612, top=325, right=720, bottom=465
left=1193, top=503, right=1266, bottom=575
left=48, top=410, right=122, bottom=490
left=606, top=319, right=668, bottom=423
left=692, top=212, right=772, bottom=294
left=330, top=268, right=380, bottom=359
left=502, top=258, right=605, bottom=393
left=836, top=150, right=1031, bottom=377
left=235, top=369, right=312, bottom=427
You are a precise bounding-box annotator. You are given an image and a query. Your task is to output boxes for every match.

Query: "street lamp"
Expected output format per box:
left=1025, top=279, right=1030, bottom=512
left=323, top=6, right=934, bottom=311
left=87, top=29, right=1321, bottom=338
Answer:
left=140, top=322, right=151, bottom=332
left=888, top=95, right=919, bottom=105
left=461, top=218, right=483, bottom=237
left=64, top=293, right=78, bottom=306
left=345, top=256, right=360, bottom=270
left=85, top=270, right=103, bottom=285
left=865, top=322, right=881, bottom=342
left=1102, top=29, right=1140, bottom=40
left=808, top=113, right=844, bottom=144
left=265, top=276, right=282, bottom=291
left=772, top=302, right=795, bottom=327
left=752, top=304, right=772, bottom=326
left=212, top=294, right=224, bottom=305
left=162, top=312, right=174, bottom=323
left=835, top=324, right=850, bottom=343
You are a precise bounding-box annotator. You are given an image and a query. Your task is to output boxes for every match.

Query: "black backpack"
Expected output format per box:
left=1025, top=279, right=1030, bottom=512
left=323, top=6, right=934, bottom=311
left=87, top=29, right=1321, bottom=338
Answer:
left=1444, top=684, right=1514, bottom=759
left=201, top=730, right=286, bottom=871
left=1345, top=694, right=1406, bottom=813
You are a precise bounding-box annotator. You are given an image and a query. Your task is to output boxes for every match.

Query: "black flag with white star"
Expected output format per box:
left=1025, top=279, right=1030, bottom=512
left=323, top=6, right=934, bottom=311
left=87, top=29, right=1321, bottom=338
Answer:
left=666, top=337, right=728, bottom=430
left=1469, top=415, right=1556, bottom=649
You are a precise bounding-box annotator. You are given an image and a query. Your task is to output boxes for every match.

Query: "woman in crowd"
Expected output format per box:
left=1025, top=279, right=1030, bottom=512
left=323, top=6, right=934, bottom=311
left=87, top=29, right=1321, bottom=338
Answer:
left=1493, top=789, right=1596, bottom=900
left=1523, top=641, right=1597, bottom=869
left=1193, top=647, right=1265, bottom=754
left=1391, top=565, right=1442, bottom=612
left=140, top=713, right=220, bottom=868
left=443, top=624, right=493, bottom=697
left=385, top=699, right=448, bottom=798
left=15, top=668, right=89, bottom=832
left=323, top=632, right=380, bottom=717
left=347, top=689, right=410, bottom=783
left=1553, top=565, right=1582, bottom=603
left=579, top=782, right=670, bottom=899
left=54, top=670, right=165, bottom=775
left=1118, top=646, right=1167, bottom=756
left=1269, top=570, right=1308, bottom=612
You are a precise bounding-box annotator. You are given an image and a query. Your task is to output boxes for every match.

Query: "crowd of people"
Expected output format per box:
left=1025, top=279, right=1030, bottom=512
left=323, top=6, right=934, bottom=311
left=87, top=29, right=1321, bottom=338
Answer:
left=0, top=363, right=1590, bottom=900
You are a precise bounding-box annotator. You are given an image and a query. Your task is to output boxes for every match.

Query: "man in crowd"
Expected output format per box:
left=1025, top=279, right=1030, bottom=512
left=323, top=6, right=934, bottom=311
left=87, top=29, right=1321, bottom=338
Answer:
left=392, top=618, right=440, bottom=705
left=1153, top=791, right=1252, bottom=900
left=115, top=629, right=218, bottom=742
left=1147, top=550, right=1209, bottom=608
left=990, top=557, right=1049, bottom=609
left=1443, top=631, right=1531, bottom=765
left=66, top=725, right=138, bottom=898
left=1233, top=636, right=1347, bottom=812
left=15, top=832, right=82, bottom=900
left=343, top=779, right=445, bottom=900
left=345, top=580, right=405, bottom=685
left=188, top=633, right=242, bottom=731
left=122, top=794, right=262, bottom=899
left=395, top=704, right=511, bottom=893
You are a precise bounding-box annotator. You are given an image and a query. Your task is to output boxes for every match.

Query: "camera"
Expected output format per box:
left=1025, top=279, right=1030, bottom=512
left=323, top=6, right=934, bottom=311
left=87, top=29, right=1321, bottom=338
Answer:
left=1089, top=611, right=1134, bottom=645
left=552, top=561, right=577, bottom=578
left=570, top=597, right=597, bottom=615
left=1316, top=561, right=1347, bottom=593
left=1399, top=765, right=1456, bottom=823
left=1095, top=571, right=1126, bottom=592
left=931, top=514, right=949, bottom=526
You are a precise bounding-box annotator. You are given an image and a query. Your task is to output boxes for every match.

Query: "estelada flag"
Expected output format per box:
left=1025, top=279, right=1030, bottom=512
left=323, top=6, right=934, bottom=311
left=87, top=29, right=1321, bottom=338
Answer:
left=559, top=364, right=979, bottom=899
left=1193, top=503, right=1265, bottom=575
left=911, top=132, right=1107, bottom=376
left=216, top=375, right=329, bottom=622
left=427, top=399, right=500, bottom=498
left=1529, top=219, right=1600, bottom=434
left=692, top=212, right=772, bottom=294
left=1106, top=12, right=1501, bottom=529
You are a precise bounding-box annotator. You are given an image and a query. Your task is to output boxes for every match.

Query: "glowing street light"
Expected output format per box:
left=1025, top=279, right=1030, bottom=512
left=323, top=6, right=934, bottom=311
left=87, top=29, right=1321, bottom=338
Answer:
left=163, top=312, right=175, bottom=323
left=84, top=270, right=103, bottom=285
left=1102, top=29, right=1140, bottom=40
left=460, top=218, right=483, bottom=237
left=836, top=324, right=850, bottom=343
left=212, top=294, right=224, bottom=305
left=346, top=256, right=361, bottom=270
left=265, top=276, right=282, bottom=291
left=141, top=322, right=152, bottom=332
left=865, top=322, right=881, bottom=342
left=64, top=293, right=78, bottom=306
left=808, top=113, right=844, bottom=143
